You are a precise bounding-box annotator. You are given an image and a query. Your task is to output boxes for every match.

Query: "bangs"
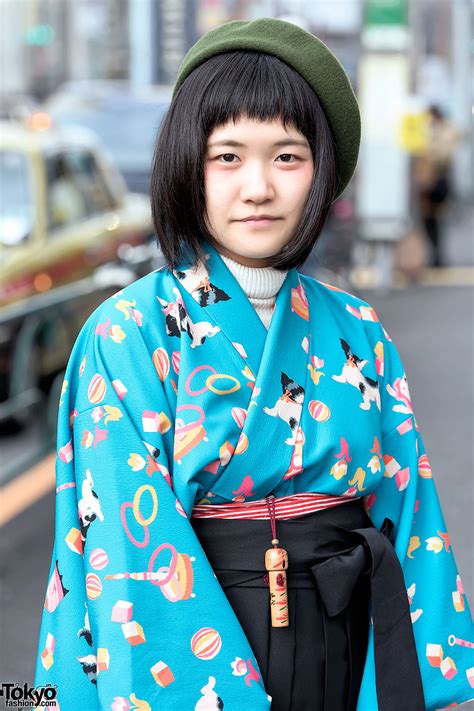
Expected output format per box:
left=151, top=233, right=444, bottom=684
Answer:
left=191, top=51, right=320, bottom=147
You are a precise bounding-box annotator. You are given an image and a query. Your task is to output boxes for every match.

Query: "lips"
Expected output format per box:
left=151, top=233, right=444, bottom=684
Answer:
left=240, top=216, right=278, bottom=221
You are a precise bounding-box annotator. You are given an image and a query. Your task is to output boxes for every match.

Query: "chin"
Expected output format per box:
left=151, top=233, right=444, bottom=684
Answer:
left=217, top=235, right=287, bottom=265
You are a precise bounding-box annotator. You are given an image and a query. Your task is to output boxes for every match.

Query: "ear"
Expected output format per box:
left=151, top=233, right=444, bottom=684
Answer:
left=340, top=338, right=351, bottom=356
left=280, top=371, right=290, bottom=388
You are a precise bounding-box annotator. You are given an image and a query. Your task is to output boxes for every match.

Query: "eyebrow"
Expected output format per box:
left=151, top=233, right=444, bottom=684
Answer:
left=208, top=138, right=309, bottom=149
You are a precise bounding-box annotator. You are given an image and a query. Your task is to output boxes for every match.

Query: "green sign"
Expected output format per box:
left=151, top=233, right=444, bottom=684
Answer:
left=364, top=0, right=408, bottom=27
left=24, top=25, right=55, bottom=47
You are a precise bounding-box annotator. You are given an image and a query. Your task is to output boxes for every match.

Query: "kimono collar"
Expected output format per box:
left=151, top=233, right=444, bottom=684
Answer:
left=173, top=238, right=308, bottom=379
left=173, top=239, right=312, bottom=499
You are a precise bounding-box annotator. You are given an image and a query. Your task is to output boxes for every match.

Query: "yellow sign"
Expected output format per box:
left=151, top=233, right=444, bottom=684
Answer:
left=397, top=110, right=429, bottom=154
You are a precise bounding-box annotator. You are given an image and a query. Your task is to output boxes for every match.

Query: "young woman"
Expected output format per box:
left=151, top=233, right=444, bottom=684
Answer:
left=35, top=18, right=473, bottom=711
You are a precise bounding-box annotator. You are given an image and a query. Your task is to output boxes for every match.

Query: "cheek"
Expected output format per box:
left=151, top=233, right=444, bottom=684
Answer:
left=204, top=165, right=231, bottom=206
left=283, top=167, right=313, bottom=205
left=204, top=168, right=229, bottom=228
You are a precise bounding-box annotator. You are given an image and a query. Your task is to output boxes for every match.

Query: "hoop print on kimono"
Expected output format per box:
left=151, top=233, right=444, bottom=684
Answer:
left=35, top=239, right=473, bottom=710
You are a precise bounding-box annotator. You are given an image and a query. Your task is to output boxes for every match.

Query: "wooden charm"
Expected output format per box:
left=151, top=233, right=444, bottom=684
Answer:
left=265, top=545, right=289, bottom=627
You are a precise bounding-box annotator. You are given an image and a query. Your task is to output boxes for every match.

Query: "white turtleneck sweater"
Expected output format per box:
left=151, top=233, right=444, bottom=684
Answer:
left=220, top=253, right=289, bottom=330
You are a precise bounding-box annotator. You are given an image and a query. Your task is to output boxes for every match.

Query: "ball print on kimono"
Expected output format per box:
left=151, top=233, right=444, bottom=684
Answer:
left=35, top=238, right=473, bottom=710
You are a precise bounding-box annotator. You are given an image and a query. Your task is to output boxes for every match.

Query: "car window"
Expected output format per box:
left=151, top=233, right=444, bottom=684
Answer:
left=0, top=150, right=34, bottom=247
left=66, top=151, right=118, bottom=212
left=46, top=150, right=116, bottom=230
left=46, top=152, right=88, bottom=230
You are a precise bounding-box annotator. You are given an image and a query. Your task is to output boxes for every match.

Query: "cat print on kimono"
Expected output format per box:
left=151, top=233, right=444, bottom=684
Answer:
left=173, top=257, right=231, bottom=307
left=195, top=676, right=224, bottom=710
left=77, top=603, right=93, bottom=647
left=77, top=604, right=96, bottom=684
left=78, top=654, right=97, bottom=685
left=263, top=371, right=304, bottom=445
left=158, top=288, right=220, bottom=348
left=77, top=469, right=104, bottom=544
left=332, top=338, right=381, bottom=411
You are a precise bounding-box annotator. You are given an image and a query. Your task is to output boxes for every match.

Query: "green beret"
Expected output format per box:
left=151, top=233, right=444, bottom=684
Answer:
left=173, top=17, right=361, bottom=199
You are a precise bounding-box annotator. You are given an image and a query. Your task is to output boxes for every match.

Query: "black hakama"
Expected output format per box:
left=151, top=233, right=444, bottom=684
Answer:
left=192, top=498, right=424, bottom=711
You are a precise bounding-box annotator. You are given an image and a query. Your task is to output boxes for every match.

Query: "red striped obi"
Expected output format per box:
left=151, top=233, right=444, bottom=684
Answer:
left=191, top=491, right=357, bottom=520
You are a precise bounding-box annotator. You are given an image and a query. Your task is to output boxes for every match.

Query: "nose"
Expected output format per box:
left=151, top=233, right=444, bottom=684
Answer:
left=239, top=161, right=275, bottom=203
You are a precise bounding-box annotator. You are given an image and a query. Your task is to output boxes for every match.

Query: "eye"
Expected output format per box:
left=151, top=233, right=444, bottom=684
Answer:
left=276, top=154, right=299, bottom=163
left=215, top=153, right=239, bottom=163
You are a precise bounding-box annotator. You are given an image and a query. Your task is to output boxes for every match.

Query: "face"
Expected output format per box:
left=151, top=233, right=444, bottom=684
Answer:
left=204, top=116, right=314, bottom=267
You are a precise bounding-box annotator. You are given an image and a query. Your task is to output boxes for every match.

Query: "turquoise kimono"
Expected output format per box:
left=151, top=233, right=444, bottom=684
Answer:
left=35, top=239, right=473, bottom=710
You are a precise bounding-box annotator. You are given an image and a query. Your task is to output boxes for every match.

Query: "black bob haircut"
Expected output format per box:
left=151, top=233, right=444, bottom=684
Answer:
left=151, top=50, right=339, bottom=272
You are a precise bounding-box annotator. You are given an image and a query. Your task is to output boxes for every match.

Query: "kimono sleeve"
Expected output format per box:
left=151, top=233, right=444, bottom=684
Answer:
left=34, top=302, right=271, bottom=711
left=358, top=315, right=474, bottom=711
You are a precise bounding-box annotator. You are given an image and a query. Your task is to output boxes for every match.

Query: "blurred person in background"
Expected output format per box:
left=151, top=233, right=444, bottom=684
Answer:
left=413, top=104, right=461, bottom=268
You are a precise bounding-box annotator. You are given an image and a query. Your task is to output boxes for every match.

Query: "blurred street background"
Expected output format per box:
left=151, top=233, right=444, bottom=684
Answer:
left=0, top=0, right=473, bottom=706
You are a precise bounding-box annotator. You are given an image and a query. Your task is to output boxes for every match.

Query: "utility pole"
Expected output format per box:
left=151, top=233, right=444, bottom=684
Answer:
left=451, top=0, right=473, bottom=201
